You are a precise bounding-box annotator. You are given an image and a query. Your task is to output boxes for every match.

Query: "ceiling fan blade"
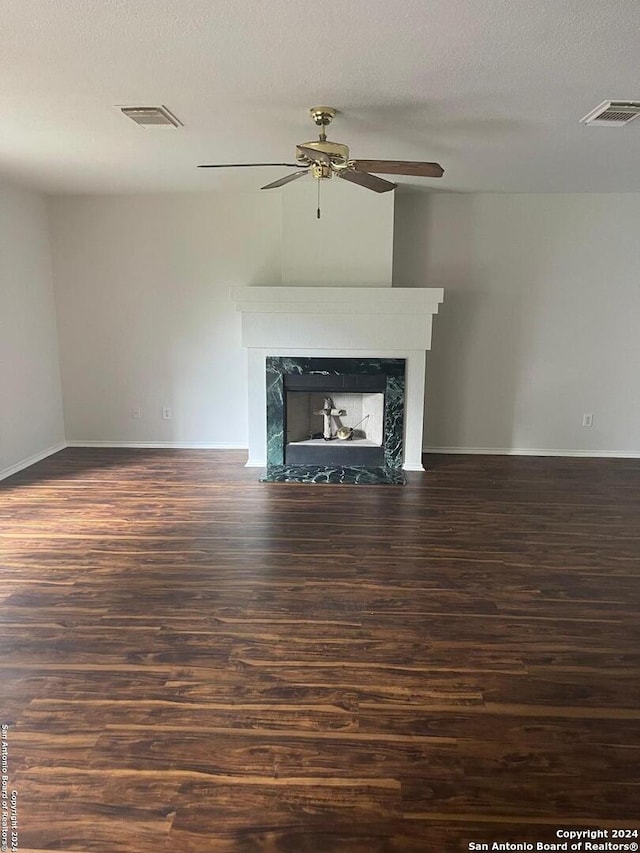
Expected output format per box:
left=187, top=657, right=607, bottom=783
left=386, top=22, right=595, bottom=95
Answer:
left=351, top=160, right=444, bottom=178
left=336, top=168, right=397, bottom=193
left=261, top=169, right=310, bottom=190
left=198, top=163, right=299, bottom=169
left=296, top=145, right=332, bottom=165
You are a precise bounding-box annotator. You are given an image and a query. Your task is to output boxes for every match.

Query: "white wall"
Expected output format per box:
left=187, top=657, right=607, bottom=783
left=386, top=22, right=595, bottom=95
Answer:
left=394, top=192, right=640, bottom=456
left=49, top=193, right=281, bottom=446
left=0, top=183, right=65, bottom=479
left=44, top=188, right=640, bottom=457
left=282, top=178, right=394, bottom=286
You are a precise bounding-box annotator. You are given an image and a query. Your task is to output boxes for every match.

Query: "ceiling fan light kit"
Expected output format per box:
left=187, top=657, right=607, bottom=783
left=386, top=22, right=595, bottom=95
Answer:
left=198, top=106, right=444, bottom=214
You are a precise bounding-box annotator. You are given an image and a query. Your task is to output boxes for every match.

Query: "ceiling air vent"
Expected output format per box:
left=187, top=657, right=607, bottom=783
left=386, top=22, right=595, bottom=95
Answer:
left=120, top=105, right=183, bottom=128
left=580, top=100, right=640, bottom=127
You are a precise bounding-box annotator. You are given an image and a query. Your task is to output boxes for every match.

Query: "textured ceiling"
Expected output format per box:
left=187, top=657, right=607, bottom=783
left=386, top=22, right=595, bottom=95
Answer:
left=2, top=0, right=640, bottom=194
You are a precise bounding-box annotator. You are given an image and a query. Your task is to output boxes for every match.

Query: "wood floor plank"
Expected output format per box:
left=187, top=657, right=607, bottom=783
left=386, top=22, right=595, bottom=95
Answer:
left=1, top=448, right=639, bottom=850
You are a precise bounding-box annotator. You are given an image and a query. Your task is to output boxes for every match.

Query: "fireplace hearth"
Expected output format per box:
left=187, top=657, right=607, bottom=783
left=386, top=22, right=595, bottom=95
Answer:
left=263, top=356, right=406, bottom=484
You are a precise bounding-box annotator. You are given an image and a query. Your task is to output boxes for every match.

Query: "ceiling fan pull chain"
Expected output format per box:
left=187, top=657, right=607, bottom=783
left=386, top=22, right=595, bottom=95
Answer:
left=317, top=177, right=321, bottom=219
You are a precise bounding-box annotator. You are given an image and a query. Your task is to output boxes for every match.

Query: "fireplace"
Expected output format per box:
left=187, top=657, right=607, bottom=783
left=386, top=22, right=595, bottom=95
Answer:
left=264, top=356, right=406, bottom=484
left=230, top=285, right=444, bottom=480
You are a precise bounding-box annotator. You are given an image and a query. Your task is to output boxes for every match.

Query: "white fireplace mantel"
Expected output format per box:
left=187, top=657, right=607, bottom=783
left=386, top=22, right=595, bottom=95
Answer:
left=230, top=286, right=444, bottom=471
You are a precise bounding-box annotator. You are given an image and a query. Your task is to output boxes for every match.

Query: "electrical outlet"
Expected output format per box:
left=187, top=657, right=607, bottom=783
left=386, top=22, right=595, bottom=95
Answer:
left=131, top=407, right=142, bottom=419
left=162, top=407, right=172, bottom=420
left=582, top=413, right=593, bottom=428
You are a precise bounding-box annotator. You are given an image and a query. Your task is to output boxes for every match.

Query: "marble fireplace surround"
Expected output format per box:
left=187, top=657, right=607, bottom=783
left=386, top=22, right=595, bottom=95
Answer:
left=231, top=286, right=444, bottom=473
left=265, top=356, right=406, bottom=484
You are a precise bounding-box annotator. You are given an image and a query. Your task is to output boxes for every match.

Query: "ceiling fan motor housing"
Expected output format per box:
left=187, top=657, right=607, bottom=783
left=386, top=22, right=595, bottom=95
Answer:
left=296, top=140, right=349, bottom=167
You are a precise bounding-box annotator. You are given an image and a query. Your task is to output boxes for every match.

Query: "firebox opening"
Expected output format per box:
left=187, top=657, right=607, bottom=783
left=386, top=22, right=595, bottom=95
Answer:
left=282, top=371, right=387, bottom=467
left=285, top=389, right=386, bottom=465
left=287, top=391, right=385, bottom=446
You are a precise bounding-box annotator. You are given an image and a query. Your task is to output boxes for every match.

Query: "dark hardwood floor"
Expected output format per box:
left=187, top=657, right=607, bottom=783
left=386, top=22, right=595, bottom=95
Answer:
left=1, top=448, right=639, bottom=852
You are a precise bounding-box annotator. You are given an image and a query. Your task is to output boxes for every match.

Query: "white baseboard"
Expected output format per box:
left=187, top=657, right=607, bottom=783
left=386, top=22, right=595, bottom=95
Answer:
left=66, top=441, right=248, bottom=450
left=403, top=463, right=426, bottom=472
left=423, top=446, right=640, bottom=459
left=6, top=443, right=634, bottom=485
left=0, top=441, right=67, bottom=482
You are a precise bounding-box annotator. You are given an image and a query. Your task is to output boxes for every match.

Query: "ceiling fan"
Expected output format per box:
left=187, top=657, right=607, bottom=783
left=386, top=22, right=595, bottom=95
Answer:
left=198, top=107, right=444, bottom=200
